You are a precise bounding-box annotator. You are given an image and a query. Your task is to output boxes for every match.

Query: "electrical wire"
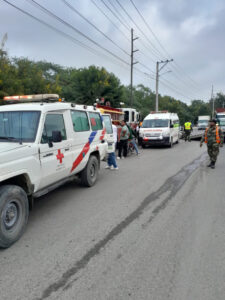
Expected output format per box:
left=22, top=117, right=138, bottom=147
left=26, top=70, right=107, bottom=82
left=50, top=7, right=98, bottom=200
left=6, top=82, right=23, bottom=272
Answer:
left=26, top=0, right=130, bottom=66
left=129, top=0, right=200, bottom=90
left=91, top=0, right=130, bottom=43
left=61, top=0, right=130, bottom=57
left=99, top=0, right=130, bottom=31
left=2, top=0, right=131, bottom=70
left=115, top=0, right=167, bottom=59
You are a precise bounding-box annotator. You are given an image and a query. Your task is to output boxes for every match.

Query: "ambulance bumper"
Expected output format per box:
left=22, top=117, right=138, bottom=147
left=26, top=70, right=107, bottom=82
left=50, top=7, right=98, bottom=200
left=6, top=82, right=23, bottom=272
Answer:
left=141, top=137, right=170, bottom=146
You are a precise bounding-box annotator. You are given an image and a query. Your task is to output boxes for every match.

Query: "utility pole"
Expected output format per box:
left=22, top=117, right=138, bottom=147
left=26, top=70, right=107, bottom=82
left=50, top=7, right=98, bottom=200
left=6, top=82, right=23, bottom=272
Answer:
left=155, top=59, right=173, bottom=112
left=211, top=85, right=214, bottom=118
left=130, top=28, right=138, bottom=107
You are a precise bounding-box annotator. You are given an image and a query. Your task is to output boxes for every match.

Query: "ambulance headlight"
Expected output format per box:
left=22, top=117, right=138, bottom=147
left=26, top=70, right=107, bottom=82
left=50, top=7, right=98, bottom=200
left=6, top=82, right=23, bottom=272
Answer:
left=162, top=132, right=170, bottom=137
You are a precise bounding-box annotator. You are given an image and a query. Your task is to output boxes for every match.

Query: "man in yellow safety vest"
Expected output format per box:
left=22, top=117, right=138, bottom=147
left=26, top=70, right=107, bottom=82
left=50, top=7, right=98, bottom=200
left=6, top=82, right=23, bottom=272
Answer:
left=184, top=121, right=192, bottom=142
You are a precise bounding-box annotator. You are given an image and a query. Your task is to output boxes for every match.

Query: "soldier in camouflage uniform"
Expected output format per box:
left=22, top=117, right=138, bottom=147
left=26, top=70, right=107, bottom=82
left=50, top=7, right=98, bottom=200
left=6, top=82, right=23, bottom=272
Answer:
left=200, top=119, right=223, bottom=169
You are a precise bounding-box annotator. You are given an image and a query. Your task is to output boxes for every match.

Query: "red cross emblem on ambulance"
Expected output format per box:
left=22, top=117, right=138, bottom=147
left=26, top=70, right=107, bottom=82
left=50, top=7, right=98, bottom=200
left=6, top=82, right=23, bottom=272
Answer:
left=56, top=149, right=64, bottom=164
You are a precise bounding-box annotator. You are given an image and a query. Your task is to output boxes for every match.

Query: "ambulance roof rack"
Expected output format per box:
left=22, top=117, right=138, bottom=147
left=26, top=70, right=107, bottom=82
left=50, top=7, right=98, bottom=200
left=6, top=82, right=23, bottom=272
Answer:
left=3, top=94, right=60, bottom=104
left=150, top=110, right=168, bottom=114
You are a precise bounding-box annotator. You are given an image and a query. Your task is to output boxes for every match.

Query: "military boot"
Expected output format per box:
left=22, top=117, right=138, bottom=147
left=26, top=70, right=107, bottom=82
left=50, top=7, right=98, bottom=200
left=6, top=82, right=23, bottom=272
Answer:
left=211, top=162, right=215, bottom=169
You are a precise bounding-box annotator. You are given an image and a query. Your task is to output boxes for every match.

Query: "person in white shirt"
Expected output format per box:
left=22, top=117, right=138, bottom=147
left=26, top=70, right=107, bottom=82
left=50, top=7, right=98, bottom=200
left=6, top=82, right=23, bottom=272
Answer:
left=105, top=123, right=118, bottom=170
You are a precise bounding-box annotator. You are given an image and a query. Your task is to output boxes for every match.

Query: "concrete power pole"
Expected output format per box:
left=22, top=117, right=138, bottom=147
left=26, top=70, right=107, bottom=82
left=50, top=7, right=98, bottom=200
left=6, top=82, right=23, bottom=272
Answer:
left=155, top=59, right=173, bottom=112
left=130, top=28, right=138, bottom=107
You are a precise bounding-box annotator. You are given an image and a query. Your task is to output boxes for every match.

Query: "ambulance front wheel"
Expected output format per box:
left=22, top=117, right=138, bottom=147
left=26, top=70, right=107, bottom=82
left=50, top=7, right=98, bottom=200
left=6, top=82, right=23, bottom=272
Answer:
left=81, top=155, right=99, bottom=187
left=0, top=185, right=29, bottom=248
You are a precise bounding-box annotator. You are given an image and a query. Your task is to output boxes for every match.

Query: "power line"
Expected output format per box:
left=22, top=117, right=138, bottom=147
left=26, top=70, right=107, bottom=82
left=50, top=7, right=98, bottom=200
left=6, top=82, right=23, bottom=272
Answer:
left=2, top=0, right=132, bottom=71
left=159, top=78, right=193, bottom=101
left=25, top=0, right=130, bottom=66
left=99, top=0, right=164, bottom=63
left=61, top=0, right=130, bottom=57
left=109, top=0, right=165, bottom=61
left=99, top=0, right=130, bottom=31
left=91, top=0, right=130, bottom=43
left=115, top=0, right=166, bottom=59
left=129, top=0, right=170, bottom=59
left=129, top=0, right=200, bottom=90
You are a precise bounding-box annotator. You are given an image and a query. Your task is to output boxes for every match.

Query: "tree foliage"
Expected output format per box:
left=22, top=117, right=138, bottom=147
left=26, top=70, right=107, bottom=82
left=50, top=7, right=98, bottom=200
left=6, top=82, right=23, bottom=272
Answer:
left=0, top=50, right=222, bottom=126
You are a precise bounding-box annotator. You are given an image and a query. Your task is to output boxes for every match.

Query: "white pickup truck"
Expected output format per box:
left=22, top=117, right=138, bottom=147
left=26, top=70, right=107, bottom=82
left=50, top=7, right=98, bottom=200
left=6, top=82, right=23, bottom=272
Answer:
left=0, top=94, right=108, bottom=248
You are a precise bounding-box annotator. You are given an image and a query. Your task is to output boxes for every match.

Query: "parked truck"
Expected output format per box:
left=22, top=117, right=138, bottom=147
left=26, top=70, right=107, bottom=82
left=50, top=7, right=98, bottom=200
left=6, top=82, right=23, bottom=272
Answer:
left=216, top=108, right=225, bottom=135
left=197, top=115, right=210, bottom=130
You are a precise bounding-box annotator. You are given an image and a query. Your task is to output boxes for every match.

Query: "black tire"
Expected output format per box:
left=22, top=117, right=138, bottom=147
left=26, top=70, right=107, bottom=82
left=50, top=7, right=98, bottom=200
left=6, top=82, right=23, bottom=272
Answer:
left=169, top=137, right=173, bottom=148
left=81, top=155, right=99, bottom=187
left=176, top=138, right=179, bottom=144
left=0, top=185, right=29, bottom=248
left=142, top=143, right=146, bottom=149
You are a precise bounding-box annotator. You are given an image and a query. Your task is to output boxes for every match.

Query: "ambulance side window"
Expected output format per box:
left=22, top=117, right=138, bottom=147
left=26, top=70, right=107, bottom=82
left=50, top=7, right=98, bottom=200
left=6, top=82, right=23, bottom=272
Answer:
left=41, top=114, right=67, bottom=144
left=124, top=111, right=129, bottom=122
left=89, top=112, right=103, bottom=131
left=71, top=110, right=90, bottom=132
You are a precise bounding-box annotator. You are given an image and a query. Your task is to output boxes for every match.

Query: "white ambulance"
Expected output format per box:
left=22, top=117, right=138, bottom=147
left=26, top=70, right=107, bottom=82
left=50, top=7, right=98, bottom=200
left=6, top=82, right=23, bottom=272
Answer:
left=139, top=111, right=179, bottom=147
left=0, top=94, right=108, bottom=248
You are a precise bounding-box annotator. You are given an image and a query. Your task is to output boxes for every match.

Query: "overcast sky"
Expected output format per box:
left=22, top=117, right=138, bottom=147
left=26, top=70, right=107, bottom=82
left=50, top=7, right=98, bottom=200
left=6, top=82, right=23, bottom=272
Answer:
left=1, top=0, right=225, bottom=104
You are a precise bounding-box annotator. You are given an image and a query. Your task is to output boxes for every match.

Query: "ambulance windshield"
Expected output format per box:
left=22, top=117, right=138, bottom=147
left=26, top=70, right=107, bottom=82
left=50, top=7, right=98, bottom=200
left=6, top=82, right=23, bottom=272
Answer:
left=217, top=115, right=225, bottom=126
left=142, top=119, right=169, bottom=128
left=0, top=111, right=40, bottom=143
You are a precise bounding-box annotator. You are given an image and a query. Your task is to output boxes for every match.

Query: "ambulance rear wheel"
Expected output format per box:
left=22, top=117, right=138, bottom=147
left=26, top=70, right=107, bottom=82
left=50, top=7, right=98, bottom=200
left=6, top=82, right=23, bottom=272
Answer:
left=0, top=185, right=29, bottom=248
left=81, top=155, right=99, bottom=187
left=169, top=138, right=173, bottom=148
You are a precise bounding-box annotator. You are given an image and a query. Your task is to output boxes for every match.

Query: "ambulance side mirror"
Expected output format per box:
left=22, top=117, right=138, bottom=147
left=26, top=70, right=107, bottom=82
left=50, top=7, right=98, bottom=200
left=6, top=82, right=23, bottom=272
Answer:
left=170, top=124, right=174, bottom=128
left=52, top=131, right=62, bottom=143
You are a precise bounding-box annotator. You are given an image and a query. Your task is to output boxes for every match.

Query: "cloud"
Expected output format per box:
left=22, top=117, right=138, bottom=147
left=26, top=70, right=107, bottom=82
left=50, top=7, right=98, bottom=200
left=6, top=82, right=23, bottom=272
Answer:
left=0, top=0, right=225, bottom=103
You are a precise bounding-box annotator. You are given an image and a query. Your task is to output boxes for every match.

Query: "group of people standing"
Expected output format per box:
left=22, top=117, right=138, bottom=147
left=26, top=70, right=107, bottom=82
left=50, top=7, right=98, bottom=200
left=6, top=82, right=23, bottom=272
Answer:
left=105, top=120, right=140, bottom=170
left=106, top=118, right=224, bottom=171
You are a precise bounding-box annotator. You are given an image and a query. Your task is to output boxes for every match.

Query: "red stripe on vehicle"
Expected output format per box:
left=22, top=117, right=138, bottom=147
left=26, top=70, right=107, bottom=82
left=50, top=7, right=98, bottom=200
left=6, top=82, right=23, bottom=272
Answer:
left=71, top=143, right=90, bottom=172
left=100, top=128, right=106, bottom=140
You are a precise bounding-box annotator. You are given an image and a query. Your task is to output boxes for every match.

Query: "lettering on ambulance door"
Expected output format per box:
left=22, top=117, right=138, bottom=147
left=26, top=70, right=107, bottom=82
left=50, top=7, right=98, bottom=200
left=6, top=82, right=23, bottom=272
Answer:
left=39, top=113, right=71, bottom=189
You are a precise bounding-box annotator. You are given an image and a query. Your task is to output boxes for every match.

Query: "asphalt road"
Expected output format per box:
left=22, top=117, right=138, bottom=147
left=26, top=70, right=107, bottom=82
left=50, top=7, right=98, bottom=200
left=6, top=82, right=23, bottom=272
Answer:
left=1, top=140, right=225, bottom=300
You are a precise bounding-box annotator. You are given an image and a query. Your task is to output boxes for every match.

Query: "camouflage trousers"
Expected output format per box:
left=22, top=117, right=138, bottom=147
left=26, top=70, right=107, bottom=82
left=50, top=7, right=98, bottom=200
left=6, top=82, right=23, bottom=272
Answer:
left=184, top=130, right=191, bottom=141
left=207, top=143, right=219, bottom=163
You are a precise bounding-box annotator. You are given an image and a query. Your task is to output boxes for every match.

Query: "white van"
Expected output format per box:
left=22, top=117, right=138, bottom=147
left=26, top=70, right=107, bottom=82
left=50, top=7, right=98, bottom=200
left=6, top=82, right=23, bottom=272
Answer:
left=139, top=111, right=179, bottom=148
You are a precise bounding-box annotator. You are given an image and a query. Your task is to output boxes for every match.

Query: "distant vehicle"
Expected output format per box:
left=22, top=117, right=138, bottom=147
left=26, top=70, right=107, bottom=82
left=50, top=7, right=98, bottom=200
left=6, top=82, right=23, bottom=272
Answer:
left=139, top=111, right=179, bottom=148
left=216, top=108, right=225, bottom=134
left=96, top=103, right=124, bottom=140
left=121, top=108, right=140, bottom=128
left=0, top=94, right=108, bottom=248
left=197, top=115, right=210, bottom=130
left=96, top=103, right=124, bottom=126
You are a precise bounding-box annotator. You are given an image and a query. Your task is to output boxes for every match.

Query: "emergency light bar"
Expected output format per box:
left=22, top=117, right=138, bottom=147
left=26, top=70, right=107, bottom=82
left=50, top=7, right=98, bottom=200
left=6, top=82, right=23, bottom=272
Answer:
left=150, top=110, right=168, bottom=114
left=3, top=94, right=60, bottom=103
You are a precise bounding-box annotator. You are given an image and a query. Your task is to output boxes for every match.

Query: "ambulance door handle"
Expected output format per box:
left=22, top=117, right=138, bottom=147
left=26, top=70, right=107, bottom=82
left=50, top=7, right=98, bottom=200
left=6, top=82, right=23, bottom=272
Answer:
left=65, top=148, right=70, bottom=151
left=43, top=153, right=53, bottom=157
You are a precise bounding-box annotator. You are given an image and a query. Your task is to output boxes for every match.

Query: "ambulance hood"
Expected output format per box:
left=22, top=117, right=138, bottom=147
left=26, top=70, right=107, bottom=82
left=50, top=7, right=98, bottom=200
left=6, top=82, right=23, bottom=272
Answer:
left=0, top=142, right=37, bottom=165
left=0, top=142, right=28, bottom=154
